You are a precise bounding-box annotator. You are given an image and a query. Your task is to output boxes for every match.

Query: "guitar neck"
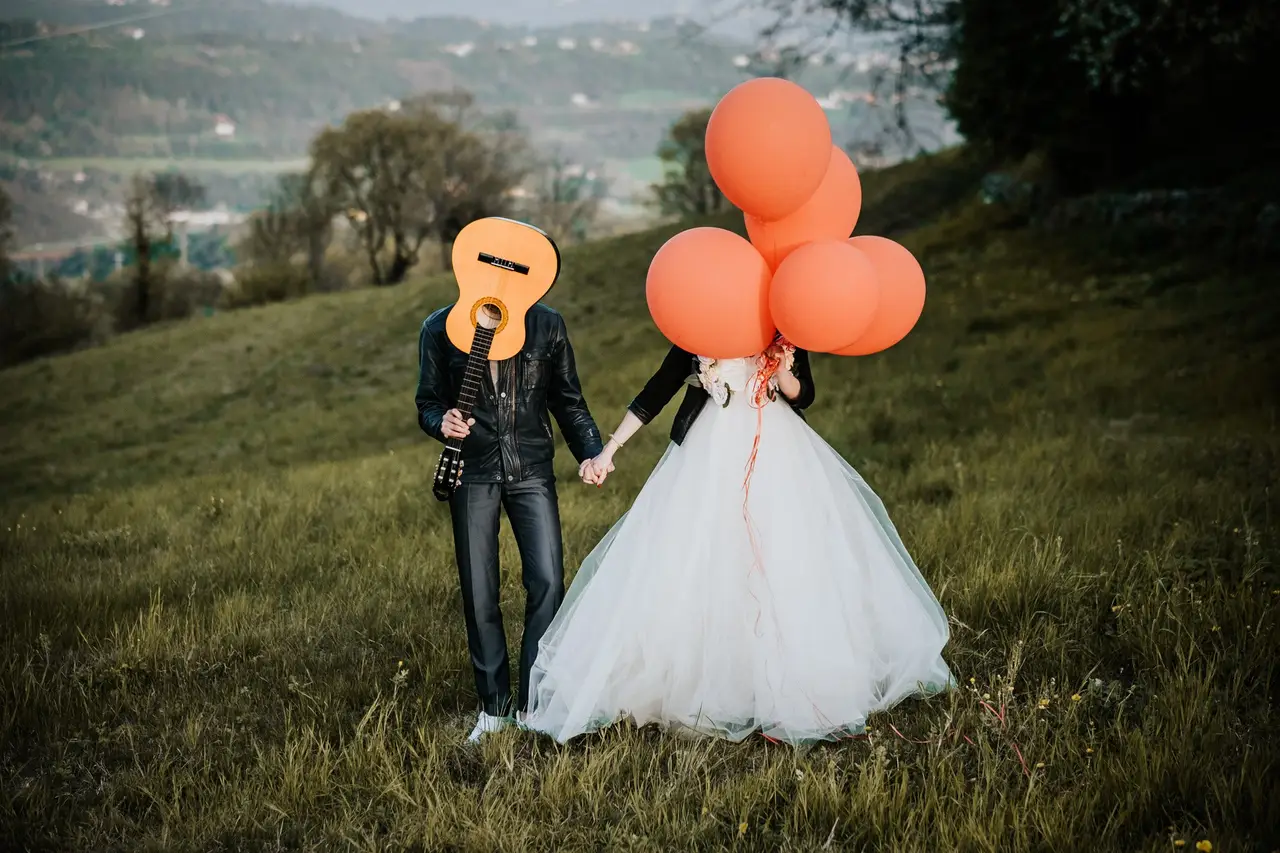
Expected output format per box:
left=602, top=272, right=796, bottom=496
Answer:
left=446, top=324, right=497, bottom=449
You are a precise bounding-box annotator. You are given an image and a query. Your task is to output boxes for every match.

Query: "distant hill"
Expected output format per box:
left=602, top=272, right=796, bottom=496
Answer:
left=0, top=0, right=955, bottom=247
left=278, top=0, right=766, bottom=35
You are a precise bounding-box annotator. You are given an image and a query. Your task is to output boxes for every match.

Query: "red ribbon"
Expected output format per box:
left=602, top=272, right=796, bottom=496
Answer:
left=742, top=337, right=794, bottom=635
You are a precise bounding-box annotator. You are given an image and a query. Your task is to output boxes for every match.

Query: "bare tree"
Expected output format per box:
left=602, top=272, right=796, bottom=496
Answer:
left=759, top=0, right=958, bottom=154
left=123, top=172, right=204, bottom=324
left=523, top=149, right=606, bottom=246
left=242, top=172, right=335, bottom=287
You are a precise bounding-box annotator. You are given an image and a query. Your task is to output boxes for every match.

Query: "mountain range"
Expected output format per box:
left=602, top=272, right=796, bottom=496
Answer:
left=1, top=0, right=954, bottom=248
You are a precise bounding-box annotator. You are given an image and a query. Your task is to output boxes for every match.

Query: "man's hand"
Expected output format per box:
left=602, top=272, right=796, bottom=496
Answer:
left=579, top=451, right=616, bottom=486
left=441, top=408, right=474, bottom=440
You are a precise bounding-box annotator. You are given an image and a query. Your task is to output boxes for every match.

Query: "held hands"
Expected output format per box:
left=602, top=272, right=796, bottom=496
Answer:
left=441, top=408, right=474, bottom=440
left=579, top=445, right=617, bottom=486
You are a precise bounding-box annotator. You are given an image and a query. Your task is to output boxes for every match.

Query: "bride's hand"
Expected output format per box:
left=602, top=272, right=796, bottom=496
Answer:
left=579, top=457, right=605, bottom=485
left=580, top=450, right=615, bottom=485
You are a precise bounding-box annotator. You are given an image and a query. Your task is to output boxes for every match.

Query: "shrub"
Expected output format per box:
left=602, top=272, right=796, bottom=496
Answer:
left=0, top=276, right=107, bottom=366
left=222, top=262, right=313, bottom=309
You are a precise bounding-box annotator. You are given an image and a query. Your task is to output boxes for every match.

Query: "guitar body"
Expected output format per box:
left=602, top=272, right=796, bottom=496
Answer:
left=432, top=217, right=561, bottom=502
left=444, top=217, right=562, bottom=361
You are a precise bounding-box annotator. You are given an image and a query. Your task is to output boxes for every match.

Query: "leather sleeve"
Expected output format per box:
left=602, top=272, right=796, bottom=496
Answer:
left=546, top=318, right=604, bottom=462
left=788, top=348, right=816, bottom=410
left=415, top=319, right=450, bottom=443
left=628, top=343, right=695, bottom=424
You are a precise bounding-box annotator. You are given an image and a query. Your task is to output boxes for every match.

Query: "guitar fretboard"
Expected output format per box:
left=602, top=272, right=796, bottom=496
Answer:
left=448, top=324, right=497, bottom=450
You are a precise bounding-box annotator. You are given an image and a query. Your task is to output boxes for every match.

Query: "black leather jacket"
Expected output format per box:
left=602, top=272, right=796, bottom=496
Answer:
left=416, top=303, right=603, bottom=483
left=627, top=343, right=816, bottom=444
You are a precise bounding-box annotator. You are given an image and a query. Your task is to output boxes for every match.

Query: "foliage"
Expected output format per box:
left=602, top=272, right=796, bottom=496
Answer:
left=0, top=262, right=226, bottom=367
left=650, top=108, right=731, bottom=219
left=798, top=0, right=1279, bottom=188
left=223, top=261, right=314, bottom=309
left=309, top=99, right=526, bottom=285
left=0, top=275, right=104, bottom=365
left=0, top=155, right=1277, bottom=849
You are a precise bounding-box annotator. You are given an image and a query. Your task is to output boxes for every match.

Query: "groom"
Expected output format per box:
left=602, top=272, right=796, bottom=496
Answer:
left=416, top=302, right=605, bottom=743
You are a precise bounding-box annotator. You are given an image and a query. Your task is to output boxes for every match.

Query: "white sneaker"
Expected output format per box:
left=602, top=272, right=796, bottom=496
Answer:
left=466, top=712, right=510, bottom=744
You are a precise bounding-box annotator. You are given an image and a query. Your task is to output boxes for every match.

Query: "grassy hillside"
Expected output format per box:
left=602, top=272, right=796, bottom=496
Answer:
left=1, top=152, right=1277, bottom=850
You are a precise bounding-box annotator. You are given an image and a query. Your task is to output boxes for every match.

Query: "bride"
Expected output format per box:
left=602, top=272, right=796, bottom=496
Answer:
left=522, top=337, right=954, bottom=745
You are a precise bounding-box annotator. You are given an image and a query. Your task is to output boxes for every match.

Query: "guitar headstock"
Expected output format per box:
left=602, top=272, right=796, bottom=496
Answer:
left=432, top=452, right=464, bottom=502
left=445, top=218, right=561, bottom=361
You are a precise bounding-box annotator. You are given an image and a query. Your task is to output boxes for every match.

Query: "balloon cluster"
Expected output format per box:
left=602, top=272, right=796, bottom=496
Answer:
left=646, top=78, right=926, bottom=359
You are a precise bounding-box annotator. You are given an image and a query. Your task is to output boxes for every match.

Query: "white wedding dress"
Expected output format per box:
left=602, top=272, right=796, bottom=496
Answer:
left=524, top=355, right=954, bottom=745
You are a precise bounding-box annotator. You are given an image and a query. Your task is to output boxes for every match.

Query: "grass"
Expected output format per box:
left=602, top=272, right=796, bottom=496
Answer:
left=1, top=151, right=1278, bottom=851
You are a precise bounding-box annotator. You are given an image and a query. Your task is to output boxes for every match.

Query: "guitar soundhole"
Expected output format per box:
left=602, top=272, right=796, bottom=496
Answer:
left=471, top=300, right=506, bottom=332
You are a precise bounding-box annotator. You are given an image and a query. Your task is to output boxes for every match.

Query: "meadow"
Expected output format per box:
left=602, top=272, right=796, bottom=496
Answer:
left=1, top=152, right=1277, bottom=851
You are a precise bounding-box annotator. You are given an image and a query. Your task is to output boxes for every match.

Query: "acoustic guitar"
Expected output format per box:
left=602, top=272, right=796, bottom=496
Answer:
left=431, top=217, right=561, bottom=501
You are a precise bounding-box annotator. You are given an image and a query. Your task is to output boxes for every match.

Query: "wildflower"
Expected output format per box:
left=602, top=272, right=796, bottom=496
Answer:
left=1174, top=841, right=1185, bottom=848
left=1085, top=747, right=1094, bottom=754
left=1071, top=693, right=1082, bottom=702
left=1037, top=698, right=1050, bottom=709
left=982, top=693, right=991, bottom=700
left=969, top=677, right=976, bottom=684
left=1196, top=842, right=1212, bottom=852
left=1035, top=762, right=1045, bottom=769
left=738, top=822, right=748, bottom=837
left=1111, top=604, right=1125, bottom=612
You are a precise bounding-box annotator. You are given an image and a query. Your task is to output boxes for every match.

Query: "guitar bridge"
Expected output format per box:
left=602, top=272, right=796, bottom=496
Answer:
left=478, top=253, right=530, bottom=275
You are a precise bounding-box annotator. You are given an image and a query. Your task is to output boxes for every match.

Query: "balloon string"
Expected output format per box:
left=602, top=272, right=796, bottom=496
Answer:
left=740, top=337, right=833, bottom=739
left=742, top=338, right=789, bottom=633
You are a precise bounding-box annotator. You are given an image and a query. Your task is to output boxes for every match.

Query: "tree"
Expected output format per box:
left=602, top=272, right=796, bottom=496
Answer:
left=783, top=0, right=1279, bottom=188
left=760, top=0, right=958, bottom=153
left=651, top=108, right=732, bottom=219
left=309, top=99, right=526, bottom=284
left=523, top=150, right=607, bottom=246
left=242, top=172, right=335, bottom=287
left=123, top=172, right=205, bottom=324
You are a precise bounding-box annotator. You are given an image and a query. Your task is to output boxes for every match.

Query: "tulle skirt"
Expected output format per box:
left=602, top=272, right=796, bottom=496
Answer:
left=524, top=394, right=954, bottom=745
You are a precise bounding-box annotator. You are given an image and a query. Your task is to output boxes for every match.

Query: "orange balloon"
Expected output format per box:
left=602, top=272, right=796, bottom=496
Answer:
left=646, top=227, right=775, bottom=359
left=769, top=240, right=879, bottom=353
left=745, top=145, right=863, bottom=270
left=833, top=236, right=926, bottom=356
left=705, top=78, right=832, bottom=221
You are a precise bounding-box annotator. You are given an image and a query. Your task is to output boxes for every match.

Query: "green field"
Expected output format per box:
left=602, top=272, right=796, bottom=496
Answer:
left=1, top=152, right=1277, bottom=851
